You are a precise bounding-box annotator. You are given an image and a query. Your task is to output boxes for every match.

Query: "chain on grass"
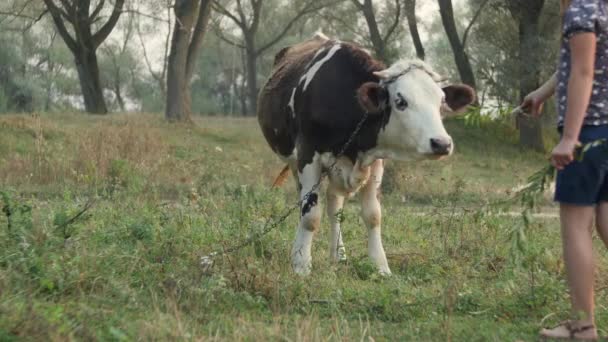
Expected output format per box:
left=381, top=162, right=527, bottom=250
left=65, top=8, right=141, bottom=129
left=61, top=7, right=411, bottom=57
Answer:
left=1, top=191, right=12, bottom=232
left=200, top=112, right=372, bottom=274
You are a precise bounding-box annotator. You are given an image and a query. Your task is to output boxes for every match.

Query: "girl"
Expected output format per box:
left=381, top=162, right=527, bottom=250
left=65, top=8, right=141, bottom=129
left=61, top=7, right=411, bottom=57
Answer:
left=521, top=0, right=608, bottom=339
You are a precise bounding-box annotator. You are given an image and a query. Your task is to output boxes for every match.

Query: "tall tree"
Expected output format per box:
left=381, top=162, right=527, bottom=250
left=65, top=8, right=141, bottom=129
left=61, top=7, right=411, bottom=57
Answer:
left=437, top=0, right=478, bottom=90
left=100, top=5, right=138, bottom=112
left=213, top=0, right=330, bottom=114
left=351, top=0, right=402, bottom=63
left=137, top=1, right=172, bottom=101
left=507, top=0, right=546, bottom=151
left=42, top=0, right=126, bottom=114
left=462, top=0, right=558, bottom=109
left=165, top=0, right=212, bottom=122
left=404, top=0, right=425, bottom=60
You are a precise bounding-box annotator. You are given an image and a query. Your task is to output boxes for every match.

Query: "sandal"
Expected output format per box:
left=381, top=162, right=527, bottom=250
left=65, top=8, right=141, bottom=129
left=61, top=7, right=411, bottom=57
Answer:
left=540, top=320, right=598, bottom=340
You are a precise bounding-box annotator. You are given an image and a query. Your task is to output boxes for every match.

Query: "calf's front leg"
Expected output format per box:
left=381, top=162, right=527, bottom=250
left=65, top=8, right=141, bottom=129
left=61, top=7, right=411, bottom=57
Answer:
left=359, top=160, right=391, bottom=275
left=291, top=157, right=322, bottom=276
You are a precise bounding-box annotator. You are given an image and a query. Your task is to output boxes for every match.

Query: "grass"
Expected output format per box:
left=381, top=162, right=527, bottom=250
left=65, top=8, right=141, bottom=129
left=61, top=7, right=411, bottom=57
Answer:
left=0, top=112, right=606, bottom=341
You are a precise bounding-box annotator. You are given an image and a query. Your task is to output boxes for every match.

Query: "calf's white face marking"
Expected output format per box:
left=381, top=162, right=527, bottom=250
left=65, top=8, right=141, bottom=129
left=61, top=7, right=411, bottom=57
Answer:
left=375, top=61, right=453, bottom=160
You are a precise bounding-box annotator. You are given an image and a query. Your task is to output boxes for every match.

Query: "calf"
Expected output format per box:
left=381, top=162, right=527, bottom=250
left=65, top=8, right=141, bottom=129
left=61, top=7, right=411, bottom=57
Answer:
left=257, top=33, right=475, bottom=275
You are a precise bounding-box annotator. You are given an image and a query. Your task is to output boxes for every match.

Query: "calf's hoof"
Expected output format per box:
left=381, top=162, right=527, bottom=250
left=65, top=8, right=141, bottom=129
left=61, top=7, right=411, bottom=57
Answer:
left=292, top=261, right=312, bottom=276
left=291, top=252, right=312, bottom=276
left=378, top=268, right=392, bottom=277
left=337, top=246, right=347, bottom=263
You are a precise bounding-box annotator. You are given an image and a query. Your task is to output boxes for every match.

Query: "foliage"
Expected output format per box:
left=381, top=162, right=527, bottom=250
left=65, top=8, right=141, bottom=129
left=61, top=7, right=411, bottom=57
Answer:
left=0, top=0, right=564, bottom=120
left=0, top=16, right=78, bottom=113
left=464, top=0, right=561, bottom=108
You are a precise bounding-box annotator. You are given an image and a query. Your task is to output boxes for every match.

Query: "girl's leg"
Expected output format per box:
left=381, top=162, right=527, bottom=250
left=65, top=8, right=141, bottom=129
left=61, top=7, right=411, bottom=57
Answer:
left=562, top=204, right=595, bottom=323
left=542, top=204, right=597, bottom=339
left=596, top=202, right=608, bottom=248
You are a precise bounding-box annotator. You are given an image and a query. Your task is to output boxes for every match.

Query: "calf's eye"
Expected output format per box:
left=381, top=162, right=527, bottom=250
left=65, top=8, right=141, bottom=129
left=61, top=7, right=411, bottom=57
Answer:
left=395, top=93, right=408, bottom=110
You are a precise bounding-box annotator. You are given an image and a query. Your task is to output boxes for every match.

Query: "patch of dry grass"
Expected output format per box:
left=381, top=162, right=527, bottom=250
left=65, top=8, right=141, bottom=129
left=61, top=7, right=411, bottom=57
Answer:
left=0, top=114, right=168, bottom=188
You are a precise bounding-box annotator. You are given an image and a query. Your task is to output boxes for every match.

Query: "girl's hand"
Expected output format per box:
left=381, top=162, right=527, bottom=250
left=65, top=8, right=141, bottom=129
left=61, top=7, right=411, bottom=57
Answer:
left=521, top=91, right=546, bottom=116
left=551, top=138, right=579, bottom=170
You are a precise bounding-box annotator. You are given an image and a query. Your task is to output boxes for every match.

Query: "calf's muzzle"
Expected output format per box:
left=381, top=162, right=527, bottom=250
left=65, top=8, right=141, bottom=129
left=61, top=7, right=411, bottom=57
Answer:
left=430, top=137, right=453, bottom=156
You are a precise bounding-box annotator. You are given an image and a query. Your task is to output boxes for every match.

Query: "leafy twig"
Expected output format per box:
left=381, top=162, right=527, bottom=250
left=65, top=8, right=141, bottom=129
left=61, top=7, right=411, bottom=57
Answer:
left=507, top=139, right=608, bottom=262
left=54, top=199, right=95, bottom=240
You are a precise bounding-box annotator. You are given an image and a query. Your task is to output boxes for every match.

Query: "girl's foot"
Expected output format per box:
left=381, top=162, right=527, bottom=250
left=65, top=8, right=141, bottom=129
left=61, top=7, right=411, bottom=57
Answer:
left=540, top=320, right=598, bottom=340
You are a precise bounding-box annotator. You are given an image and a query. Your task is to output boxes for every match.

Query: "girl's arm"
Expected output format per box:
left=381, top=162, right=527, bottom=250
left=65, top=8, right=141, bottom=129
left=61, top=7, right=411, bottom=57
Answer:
left=552, top=32, right=597, bottom=170
left=537, top=72, right=558, bottom=99
left=521, top=73, right=557, bottom=116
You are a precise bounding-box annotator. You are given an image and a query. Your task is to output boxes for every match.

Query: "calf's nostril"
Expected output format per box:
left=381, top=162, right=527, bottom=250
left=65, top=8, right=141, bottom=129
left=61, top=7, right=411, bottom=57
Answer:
left=430, top=138, right=452, bottom=155
left=430, top=138, right=441, bottom=150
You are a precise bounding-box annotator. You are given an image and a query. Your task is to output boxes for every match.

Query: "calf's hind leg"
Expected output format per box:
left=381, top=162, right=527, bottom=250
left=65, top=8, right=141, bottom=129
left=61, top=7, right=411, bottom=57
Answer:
left=359, top=160, right=391, bottom=275
left=291, top=157, right=322, bottom=275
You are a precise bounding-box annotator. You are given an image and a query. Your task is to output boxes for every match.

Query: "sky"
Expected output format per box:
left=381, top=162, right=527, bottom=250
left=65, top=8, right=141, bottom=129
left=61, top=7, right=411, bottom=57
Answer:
left=420, top=0, right=466, bottom=18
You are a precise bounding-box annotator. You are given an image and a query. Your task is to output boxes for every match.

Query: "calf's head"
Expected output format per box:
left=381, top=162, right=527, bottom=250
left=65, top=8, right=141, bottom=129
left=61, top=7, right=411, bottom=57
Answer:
left=357, top=60, right=475, bottom=160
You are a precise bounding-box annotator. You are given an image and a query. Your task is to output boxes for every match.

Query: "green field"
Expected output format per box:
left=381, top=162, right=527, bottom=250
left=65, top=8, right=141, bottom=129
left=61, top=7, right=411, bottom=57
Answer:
left=0, top=113, right=606, bottom=341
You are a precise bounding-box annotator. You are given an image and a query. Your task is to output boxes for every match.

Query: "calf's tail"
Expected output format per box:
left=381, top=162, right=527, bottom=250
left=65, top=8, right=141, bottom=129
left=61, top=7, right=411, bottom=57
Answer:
left=272, top=164, right=290, bottom=188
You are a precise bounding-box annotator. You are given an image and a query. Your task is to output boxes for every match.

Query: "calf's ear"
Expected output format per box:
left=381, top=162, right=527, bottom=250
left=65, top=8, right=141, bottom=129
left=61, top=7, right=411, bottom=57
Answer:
left=357, top=82, right=388, bottom=114
left=442, top=84, right=476, bottom=116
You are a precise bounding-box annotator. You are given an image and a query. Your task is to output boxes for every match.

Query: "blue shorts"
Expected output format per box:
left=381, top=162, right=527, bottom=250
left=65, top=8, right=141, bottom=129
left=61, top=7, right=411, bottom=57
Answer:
left=555, top=125, right=608, bottom=205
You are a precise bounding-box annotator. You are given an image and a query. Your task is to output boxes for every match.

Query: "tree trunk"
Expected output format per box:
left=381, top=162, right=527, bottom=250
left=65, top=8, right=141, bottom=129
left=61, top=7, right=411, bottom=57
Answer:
left=166, top=24, right=191, bottom=121
left=42, top=0, right=126, bottom=114
left=239, top=50, right=249, bottom=116
left=75, top=49, right=108, bottom=114
left=114, top=75, right=126, bottom=112
left=165, top=0, right=211, bottom=122
left=166, top=0, right=197, bottom=122
left=359, top=0, right=387, bottom=62
left=239, top=84, right=248, bottom=116
left=438, top=0, right=477, bottom=90
left=245, top=34, right=258, bottom=116
left=405, top=0, right=425, bottom=60
left=509, top=0, right=545, bottom=151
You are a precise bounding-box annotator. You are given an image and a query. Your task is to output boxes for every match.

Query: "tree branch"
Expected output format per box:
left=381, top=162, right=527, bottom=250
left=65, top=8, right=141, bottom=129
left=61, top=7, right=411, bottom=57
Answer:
left=0, top=9, right=47, bottom=23
left=89, top=0, right=105, bottom=22
left=235, top=0, right=248, bottom=28
left=161, top=1, right=171, bottom=92
left=119, top=9, right=168, bottom=22
left=319, top=11, right=367, bottom=43
left=462, top=0, right=490, bottom=48
left=211, top=21, right=246, bottom=49
left=256, top=0, right=328, bottom=56
left=404, top=0, right=425, bottom=60
left=350, top=0, right=364, bottom=10
left=42, top=0, right=77, bottom=52
left=57, top=0, right=74, bottom=14
left=186, top=0, right=212, bottom=79
left=0, top=0, right=32, bottom=22
left=382, top=0, right=401, bottom=43
left=0, top=0, right=50, bottom=30
left=92, top=0, right=125, bottom=48
left=212, top=0, right=246, bottom=30
left=249, top=0, right=263, bottom=35
left=136, top=15, right=162, bottom=86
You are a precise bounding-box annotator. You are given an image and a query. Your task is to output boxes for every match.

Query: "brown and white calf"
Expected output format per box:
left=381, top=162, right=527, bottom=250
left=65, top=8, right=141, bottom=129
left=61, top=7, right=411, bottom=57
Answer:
left=257, top=34, right=475, bottom=275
